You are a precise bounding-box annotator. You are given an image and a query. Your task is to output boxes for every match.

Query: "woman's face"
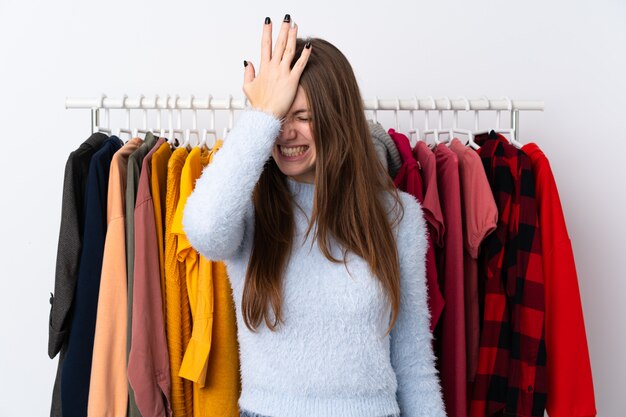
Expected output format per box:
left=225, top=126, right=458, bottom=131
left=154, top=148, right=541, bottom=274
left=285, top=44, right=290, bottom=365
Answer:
left=272, top=85, right=316, bottom=183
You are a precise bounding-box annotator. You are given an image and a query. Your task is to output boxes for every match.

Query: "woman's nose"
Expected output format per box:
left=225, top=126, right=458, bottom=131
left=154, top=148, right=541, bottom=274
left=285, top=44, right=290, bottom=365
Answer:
left=280, top=119, right=297, bottom=140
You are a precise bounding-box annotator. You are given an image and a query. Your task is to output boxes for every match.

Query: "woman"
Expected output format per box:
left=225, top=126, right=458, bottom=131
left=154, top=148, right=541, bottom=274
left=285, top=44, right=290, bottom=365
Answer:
left=183, top=14, right=446, bottom=417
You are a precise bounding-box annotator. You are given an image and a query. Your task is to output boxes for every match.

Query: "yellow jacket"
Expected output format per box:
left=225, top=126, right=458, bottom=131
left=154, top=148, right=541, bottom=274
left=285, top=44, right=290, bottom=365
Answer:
left=178, top=142, right=241, bottom=416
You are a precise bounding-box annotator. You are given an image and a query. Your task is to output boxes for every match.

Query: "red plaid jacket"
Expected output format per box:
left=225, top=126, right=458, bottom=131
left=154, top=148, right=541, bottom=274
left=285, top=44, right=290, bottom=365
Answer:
left=470, top=132, right=547, bottom=417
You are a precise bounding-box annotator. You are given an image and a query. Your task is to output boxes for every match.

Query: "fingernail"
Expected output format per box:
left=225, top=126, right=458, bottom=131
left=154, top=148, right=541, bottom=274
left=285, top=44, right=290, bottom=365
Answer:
left=244, top=60, right=248, bottom=67
left=305, top=41, right=311, bottom=49
left=283, top=14, right=291, bottom=22
left=265, top=17, right=270, bottom=24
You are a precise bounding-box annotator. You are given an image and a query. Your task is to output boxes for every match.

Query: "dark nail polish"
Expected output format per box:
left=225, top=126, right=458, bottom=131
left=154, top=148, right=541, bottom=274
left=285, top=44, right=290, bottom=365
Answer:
left=265, top=17, right=271, bottom=24
left=305, top=41, right=311, bottom=49
left=244, top=60, right=248, bottom=67
left=284, top=14, right=291, bottom=23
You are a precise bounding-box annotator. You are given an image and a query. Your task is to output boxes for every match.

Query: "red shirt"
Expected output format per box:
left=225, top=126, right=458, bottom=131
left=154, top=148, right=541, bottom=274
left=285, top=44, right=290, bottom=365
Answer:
left=449, top=138, right=498, bottom=384
left=413, top=142, right=446, bottom=331
left=522, top=143, right=596, bottom=417
left=434, top=143, right=467, bottom=417
left=389, top=129, right=444, bottom=331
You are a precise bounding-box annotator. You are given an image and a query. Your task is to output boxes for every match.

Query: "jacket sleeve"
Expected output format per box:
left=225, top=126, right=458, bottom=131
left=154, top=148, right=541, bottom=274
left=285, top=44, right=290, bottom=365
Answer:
left=390, top=192, right=447, bottom=417
left=183, top=108, right=281, bottom=261
left=49, top=152, right=82, bottom=358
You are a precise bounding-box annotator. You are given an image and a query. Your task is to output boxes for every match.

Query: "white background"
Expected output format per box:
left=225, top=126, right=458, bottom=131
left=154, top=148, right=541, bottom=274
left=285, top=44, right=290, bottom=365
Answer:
left=0, top=1, right=624, bottom=416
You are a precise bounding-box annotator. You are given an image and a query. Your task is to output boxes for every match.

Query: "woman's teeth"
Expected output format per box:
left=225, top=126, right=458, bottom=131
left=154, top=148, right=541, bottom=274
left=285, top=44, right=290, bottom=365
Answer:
left=280, top=145, right=308, bottom=157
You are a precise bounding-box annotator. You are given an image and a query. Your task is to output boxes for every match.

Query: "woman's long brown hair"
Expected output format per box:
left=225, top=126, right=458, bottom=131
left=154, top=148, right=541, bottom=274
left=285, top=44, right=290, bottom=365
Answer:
left=243, top=37, right=404, bottom=334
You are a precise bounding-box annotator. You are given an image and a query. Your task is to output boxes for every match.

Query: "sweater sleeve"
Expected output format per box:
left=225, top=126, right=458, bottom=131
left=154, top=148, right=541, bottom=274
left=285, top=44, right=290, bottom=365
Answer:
left=183, top=108, right=282, bottom=261
left=390, top=192, right=447, bottom=417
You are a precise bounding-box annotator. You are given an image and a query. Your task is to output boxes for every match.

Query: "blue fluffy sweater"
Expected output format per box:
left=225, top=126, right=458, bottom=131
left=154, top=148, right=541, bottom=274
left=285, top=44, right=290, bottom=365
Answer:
left=183, top=108, right=446, bottom=417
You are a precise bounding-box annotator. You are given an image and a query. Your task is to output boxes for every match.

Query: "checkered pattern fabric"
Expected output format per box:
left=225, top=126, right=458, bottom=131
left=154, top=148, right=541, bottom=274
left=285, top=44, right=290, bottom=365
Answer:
left=469, top=133, right=547, bottom=417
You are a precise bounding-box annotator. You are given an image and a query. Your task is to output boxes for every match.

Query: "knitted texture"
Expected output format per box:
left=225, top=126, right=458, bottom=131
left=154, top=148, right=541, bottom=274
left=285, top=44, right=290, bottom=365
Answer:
left=164, top=147, right=193, bottom=417
left=183, top=109, right=446, bottom=417
left=368, top=119, right=403, bottom=179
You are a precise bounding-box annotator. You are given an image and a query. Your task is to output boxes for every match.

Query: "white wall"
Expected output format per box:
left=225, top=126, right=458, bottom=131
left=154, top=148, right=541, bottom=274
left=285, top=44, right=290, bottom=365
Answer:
left=0, top=0, right=624, bottom=415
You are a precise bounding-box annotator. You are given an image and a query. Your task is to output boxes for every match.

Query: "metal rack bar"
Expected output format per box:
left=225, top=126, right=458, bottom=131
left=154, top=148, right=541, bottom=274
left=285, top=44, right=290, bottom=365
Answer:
left=66, top=95, right=544, bottom=111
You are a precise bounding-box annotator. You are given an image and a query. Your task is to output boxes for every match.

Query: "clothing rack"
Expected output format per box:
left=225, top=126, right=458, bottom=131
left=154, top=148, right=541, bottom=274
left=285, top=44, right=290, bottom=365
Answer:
left=64, top=95, right=544, bottom=142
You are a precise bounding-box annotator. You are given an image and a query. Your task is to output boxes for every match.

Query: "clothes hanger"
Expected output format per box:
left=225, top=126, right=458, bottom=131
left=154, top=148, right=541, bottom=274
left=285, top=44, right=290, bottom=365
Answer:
left=423, top=96, right=453, bottom=147
left=421, top=96, right=438, bottom=148
left=180, top=95, right=200, bottom=149
left=151, top=94, right=167, bottom=139
left=493, top=96, right=522, bottom=148
left=370, top=96, right=379, bottom=125
left=116, top=95, right=134, bottom=141
left=133, top=94, right=150, bottom=139
left=392, top=98, right=401, bottom=131
left=448, top=96, right=479, bottom=150
left=406, top=96, right=421, bottom=147
left=222, top=94, right=234, bottom=140
left=199, top=94, right=217, bottom=150
left=168, top=94, right=184, bottom=148
left=435, top=96, right=453, bottom=145
left=201, top=128, right=218, bottom=151
left=471, top=95, right=493, bottom=138
left=94, top=94, right=112, bottom=135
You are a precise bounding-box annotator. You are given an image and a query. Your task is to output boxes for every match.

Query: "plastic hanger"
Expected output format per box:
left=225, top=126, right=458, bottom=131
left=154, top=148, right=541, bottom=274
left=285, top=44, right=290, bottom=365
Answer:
left=471, top=95, right=493, bottom=137
left=116, top=95, right=134, bottom=141
left=180, top=95, right=200, bottom=149
left=371, top=96, right=379, bottom=125
left=133, top=94, right=150, bottom=139
left=201, top=128, right=218, bottom=150
left=493, top=97, right=522, bottom=148
left=151, top=94, right=167, bottom=139
left=448, top=96, right=479, bottom=150
left=435, top=96, right=453, bottom=145
left=199, top=95, right=218, bottom=150
left=392, top=98, right=401, bottom=131
left=168, top=95, right=184, bottom=148
left=222, top=94, right=234, bottom=140
left=421, top=96, right=438, bottom=147
left=406, top=96, right=421, bottom=147
left=94, top=94, right=111, bottom=134
left=423, top=96, right=453, bottom=147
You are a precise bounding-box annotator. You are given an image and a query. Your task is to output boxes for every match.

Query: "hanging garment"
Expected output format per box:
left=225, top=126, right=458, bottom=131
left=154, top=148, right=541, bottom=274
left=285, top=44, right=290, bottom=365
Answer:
left=522, top=143, right=596, bottom=417
left=433, top=143, right=467, bottom=417
left=449, top=138, right=498, bottom=385
left=388, top=129, right=444, bottom=331
left=128, top=137, right=173, bottom=417
left=151, top=141, right=174, bottom=313
left=164, top=146, right=193, bottom=417
left=88, top=138, right=142, bottom=417
left=368, top=119, right=402, bottom=179
left=61, top=136, right=123, bottom=417
left=48, top=132, right=108, bottom=417
left=470, top=133, right=546, bottom=417
left=412, top=142, right=445, bottom=246
left=126, top=131, right=159, bottom=417
left=177, top=141, right=241, bottom=417
left=190, top=259, right=241, bottom=417
left=173, top=146, right=210, bottom=416
left=413, top=141, right=446, bottom=331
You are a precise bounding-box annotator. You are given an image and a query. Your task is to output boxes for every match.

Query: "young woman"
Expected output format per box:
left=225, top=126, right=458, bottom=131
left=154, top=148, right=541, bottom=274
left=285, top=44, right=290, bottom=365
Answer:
left=183, top=14, right=446, bottom=417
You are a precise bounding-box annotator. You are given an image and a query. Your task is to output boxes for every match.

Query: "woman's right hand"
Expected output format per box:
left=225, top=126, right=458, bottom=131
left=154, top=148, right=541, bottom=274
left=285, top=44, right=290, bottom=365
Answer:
left=243, top=15, right=312, bottom=120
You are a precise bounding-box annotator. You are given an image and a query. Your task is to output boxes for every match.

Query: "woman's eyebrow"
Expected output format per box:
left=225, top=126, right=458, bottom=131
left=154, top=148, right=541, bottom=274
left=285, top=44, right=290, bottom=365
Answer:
left=291, top=109, right=310, bottom=115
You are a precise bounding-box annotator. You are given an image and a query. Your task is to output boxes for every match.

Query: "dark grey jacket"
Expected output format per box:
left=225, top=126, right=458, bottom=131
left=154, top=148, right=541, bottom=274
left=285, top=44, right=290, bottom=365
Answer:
left=49, top=132, right=108, bottom=417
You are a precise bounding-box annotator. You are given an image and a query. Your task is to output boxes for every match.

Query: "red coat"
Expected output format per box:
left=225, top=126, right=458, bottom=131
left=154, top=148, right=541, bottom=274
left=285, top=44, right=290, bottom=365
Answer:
left=522, top=143, right=596, bottom=417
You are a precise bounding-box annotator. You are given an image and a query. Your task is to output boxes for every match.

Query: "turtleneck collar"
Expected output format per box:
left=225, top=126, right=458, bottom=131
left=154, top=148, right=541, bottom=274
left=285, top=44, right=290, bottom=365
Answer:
left=286, top=176, right=315, bottom=211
